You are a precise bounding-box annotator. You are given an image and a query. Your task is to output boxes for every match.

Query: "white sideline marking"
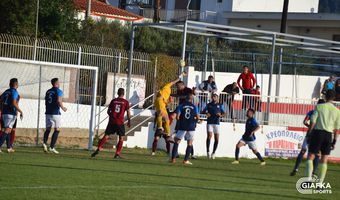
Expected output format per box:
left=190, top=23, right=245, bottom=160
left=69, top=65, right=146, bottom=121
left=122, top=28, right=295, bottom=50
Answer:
left=0, top=185, right=187, bottom=190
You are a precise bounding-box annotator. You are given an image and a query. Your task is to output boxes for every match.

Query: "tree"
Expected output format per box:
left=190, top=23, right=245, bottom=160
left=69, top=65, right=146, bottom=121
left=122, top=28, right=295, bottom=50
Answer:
left=0, top=0, right=80, bottom=41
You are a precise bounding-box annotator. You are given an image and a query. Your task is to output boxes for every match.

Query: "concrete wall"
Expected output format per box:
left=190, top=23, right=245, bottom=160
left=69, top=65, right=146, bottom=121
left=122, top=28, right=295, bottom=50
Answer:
left=186, top=66, right=327, bottom=100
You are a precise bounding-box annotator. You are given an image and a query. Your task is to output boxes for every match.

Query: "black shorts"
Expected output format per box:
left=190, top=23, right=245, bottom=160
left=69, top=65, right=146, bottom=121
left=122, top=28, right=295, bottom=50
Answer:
left=105, top=123, right=125, bottom=136
left=154, top=129, right=168, bottom=139
left=309, top=130, right=332, bottom=155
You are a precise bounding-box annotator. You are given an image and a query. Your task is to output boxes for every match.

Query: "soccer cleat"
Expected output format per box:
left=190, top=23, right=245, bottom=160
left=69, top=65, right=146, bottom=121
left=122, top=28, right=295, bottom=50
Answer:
left=49, top=148, right=59, bottom=154
left=211, top=153, right=216, bottom=160
left=207, top=152, right=211, bottom=159
left=43, top=143, right=48, bottom=152
left=114, top=154, right=123, bottom=159
left=7, top=148, right=15, bottom=153
left=260, top=161, right=266, bottom=166
left=290, top=170, right=297, bottom=176
left=183, top=160, right=193, bottom=165
left=151, top=152, right=156, bottom=156
left=0, top=149, right=2, bottom=153
left=312, top=173, right=318, bottom=180
left=91, top=150, right=99, bottom=158
left=231, top=160, right=240, bottom=164
left=191, top=155, right=198, bottom=160
left=170, top=158, right=176, bottom=164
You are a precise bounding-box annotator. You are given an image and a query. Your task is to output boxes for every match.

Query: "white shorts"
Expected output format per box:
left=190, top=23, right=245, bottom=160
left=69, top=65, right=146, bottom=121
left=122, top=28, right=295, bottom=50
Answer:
left=239, top=139, right=257, bottom=150
left=176, top=130, right=195, bottom=141
left=2, top=114, right=17, bottom=129
left=301, top=137, right=308, bottom=150
left=207, top=124, right=220, bottom=133
left=46, top=115, right=61, bottom=128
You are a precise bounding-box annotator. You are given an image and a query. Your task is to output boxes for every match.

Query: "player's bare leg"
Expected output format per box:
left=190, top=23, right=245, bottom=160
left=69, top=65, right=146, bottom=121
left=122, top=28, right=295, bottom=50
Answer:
left=232, top=141, right=245, bottom=164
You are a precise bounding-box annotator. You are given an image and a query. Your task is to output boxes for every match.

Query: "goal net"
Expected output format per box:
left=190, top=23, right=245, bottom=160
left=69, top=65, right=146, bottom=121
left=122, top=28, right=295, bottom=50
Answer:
left=0, top=57, right=98, bottom=149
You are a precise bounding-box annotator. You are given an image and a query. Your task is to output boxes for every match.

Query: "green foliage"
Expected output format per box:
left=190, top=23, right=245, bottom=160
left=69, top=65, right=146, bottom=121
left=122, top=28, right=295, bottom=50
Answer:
left=151, top=53, right=179, bottom=90
left=78, top=18, right=130, bottom=49
left=0, top=0, right=36, bottom=36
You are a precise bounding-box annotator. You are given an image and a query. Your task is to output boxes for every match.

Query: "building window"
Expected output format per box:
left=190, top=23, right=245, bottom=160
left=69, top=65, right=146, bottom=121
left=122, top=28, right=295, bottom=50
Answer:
left=333, top=35, right=340, bottom=42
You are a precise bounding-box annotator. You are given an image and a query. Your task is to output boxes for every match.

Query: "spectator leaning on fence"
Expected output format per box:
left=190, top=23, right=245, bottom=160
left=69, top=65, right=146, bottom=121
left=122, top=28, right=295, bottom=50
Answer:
left=222, top=82, right=239, bottom=118
left=237, top=65, right=256, bottom=110
left=322, top=75, right=335, bottom=94
left=335, top=78, right=340, bottom=101
left=199, top=75, right=218, bottom=93
left=251, top=85, right=261, bottom=112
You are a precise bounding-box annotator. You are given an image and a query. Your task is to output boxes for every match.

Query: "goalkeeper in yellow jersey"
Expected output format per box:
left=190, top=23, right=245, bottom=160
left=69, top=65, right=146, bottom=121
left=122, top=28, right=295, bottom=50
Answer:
left=154, top=71, right=186, bottom=137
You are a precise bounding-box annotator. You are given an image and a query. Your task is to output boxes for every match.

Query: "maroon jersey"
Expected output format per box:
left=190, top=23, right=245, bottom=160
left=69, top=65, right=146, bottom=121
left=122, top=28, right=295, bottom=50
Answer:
left=108, top=97, right=129, bottom=125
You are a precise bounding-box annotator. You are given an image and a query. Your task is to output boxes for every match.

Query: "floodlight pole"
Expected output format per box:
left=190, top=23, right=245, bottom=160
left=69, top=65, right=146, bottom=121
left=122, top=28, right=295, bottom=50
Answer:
left=203, top=37, right=209, bottom=82
left=266, top=34, right=276, bottom=124
left=127, top=25, right=136, bottom=100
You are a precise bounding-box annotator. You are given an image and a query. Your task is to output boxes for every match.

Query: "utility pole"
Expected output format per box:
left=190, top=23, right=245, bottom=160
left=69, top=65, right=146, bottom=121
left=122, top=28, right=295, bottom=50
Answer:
left=153, top=0, right=160, bottom=23
left=86, top=0, right=91, bottom=19
left=280, top=0, right=289, bottom=33
left=276, top=0, right=289, bottom=99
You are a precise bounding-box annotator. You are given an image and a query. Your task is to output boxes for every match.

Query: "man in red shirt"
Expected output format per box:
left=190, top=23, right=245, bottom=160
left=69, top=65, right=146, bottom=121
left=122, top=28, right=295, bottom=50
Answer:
left=237, top=66, right=256, bottom=110
left=91, top=88, right=131, bottom=158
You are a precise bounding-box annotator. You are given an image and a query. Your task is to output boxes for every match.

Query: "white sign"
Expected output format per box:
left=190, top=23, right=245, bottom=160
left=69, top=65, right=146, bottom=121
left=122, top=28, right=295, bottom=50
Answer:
left=106, top=73, right=146, bottom=107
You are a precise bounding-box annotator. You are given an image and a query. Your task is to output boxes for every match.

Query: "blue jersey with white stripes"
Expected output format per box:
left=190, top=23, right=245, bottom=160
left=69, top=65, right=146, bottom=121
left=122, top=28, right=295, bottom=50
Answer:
left=1, top=88, right=19, bottom=115
left=45, top=87, right=63, bottom=115
left=176, top=101, right=198, bottom=131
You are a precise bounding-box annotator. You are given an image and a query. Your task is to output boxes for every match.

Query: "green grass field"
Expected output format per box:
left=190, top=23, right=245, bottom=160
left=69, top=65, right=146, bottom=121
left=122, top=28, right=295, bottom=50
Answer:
left=0, top=147, right=339, bottom=200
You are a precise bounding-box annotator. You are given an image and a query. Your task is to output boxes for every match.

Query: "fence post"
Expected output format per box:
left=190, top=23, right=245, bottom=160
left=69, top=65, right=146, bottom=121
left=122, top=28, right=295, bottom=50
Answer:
left=113, top=52, right=121, bottom=99
left=153, top=57, right=158, bottom=103
left=276, top=48, right=283, bottom=101
left=36, top=65, right=42, bottom=145
left=180, top=20, right=188, bottom=77
left=76, top=47, right=82, bottom=112
left=203, top=37, right=209, bottom=82
left=126, top=25, right=135, bottom=100
left=265, top=34, right=276, bottom=124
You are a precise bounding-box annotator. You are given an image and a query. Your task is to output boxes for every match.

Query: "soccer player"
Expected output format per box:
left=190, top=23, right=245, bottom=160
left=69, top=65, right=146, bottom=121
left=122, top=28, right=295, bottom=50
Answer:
left=290, top=99, right=325, bottom=176
left=91, top=88, right=131, bottom=158
left=231, top=108, right=265, bottom=165
left=154, top=72, right=186, bottom=138
left=171, top=93, right=200, bottom=165
left=151, top=110, right=174, bottom=156
left=306, top=90, right=340, bottom=183
left=203, top=93, right=225, bottom=159
left=0, top=78, right=23, bottom=153
left=43, top=78, right=67, bottom=154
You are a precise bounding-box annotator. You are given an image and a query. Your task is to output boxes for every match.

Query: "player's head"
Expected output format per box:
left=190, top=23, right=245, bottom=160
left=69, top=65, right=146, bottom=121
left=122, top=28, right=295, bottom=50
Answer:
left=117, top=88, right=125, bottom=97
left=325, top=89, right=336, bottom=102
left=243, top=65, right=249, bottom=73
left=9, top=78, right=18, bottom=89
left=208, top=75, right=214, bottom=83
left=246, top=108, right=255, bottom=118
left=186, top=93, right=194, bottom=102
left=256, top=85, right=260, bottom=91
left=176, top=81, right=185, bottom=90
left=51, top=78, right=59, bottom=88
left=329, top=75, right=335, bottom=81
left=212, top=92, right=219, bottom=102
left=232, top=82, right=237, bottom=88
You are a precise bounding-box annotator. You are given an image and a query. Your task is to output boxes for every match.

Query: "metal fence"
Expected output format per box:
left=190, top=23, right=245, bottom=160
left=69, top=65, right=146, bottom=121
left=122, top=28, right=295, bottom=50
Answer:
left=169, top=91, right=340, bottom=128
left=187, top=50, right=340, bottom=76
left=0, top=34, right=155, bottom=105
